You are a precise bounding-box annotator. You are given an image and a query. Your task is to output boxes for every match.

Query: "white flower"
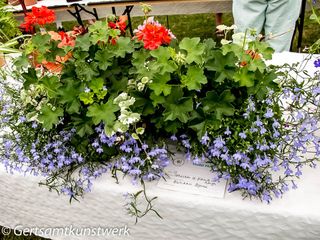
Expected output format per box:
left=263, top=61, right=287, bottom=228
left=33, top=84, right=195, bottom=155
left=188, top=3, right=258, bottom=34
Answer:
left=118, top=110, right=140, bottom=125
left=137, top=82, right=145, bottom=91
left=232, top=32, right=246, bottom=46
left=141, top=77, right=150, bottom=84
left=118, top=98, right=135, bottom=110
left=216, top=25, right=228, bottom=31
left=113, top=92, right=128, bottom=104
left=174, top=52, right=186, bottom=65
left=221, top=39, right=232, bottom=45
left=227, top=25, right=237, bottom=31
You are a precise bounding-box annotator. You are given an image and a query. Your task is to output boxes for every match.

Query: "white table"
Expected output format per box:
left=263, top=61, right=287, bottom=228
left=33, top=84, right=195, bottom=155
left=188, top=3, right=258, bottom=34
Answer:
left=0, top=52, right=320, bottom=240
left=9, top=0, right=232, bottom=29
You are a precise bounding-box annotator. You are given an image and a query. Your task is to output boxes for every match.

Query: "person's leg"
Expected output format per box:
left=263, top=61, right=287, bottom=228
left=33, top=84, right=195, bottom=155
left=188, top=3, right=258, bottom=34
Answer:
left=215, top=13, right=224, bottom=37
left=264, top=0, right=302, bottom=52
left=215, top=13, right=223, bottom=26
left=233, top=0, right=268, bottom=35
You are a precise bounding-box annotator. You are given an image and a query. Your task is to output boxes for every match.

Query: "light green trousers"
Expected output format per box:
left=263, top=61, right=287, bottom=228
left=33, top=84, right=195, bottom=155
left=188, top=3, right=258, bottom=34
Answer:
left=233, top=0, right=302, bottom=52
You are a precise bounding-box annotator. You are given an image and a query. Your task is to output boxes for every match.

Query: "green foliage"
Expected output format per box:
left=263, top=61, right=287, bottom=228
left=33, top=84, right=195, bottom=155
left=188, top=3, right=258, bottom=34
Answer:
left=14, top=18, right=280, bottom=143
left=203, top=90, right=236, bottom=119
left=181, top=66, right=207, bottom=90
left=38, top=105, right=64, bottom=130
left=149, top=73, right=172, bottom=96
left=0, top=2, right=21, bottom=42
left=86, top=100, right=119, bottom=126
left=163, top=87, right=194, bottom=123
left=22, top=68, right=38, bottom=88
left=179, top=37, right=205, bottom=64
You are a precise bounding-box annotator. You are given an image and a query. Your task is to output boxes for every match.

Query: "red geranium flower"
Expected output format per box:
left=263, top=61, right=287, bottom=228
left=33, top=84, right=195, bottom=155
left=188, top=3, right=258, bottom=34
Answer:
left=134, top=17, right=175, bottom=50
left=20, top=6, right=56, bottom=32
left=108, top=15, right=127, bottom=34
left=107, top=16, right=127, bottom=45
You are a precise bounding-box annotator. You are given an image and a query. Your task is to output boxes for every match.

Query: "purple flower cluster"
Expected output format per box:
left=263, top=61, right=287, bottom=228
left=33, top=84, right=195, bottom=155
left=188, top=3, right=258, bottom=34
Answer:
left=174, top=89, right=320, bottom=203
left=117, top=137, right=169, bottom=182
left=92, top=125, right=170, bottom=182
left=1, top=127, right=109, bottom=197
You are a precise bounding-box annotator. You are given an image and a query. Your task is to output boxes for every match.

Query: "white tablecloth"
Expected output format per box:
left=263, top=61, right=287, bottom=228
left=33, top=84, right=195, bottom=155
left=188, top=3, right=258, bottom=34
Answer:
left=1, top=52, right=320, bottom=240
left=9, top=0, right=233, bottom=24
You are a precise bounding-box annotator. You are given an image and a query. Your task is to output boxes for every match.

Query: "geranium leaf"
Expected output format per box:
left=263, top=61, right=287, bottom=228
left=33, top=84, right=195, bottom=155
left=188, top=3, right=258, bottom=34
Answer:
left=31, top=34, right=51, bottom=54
left=248, top=71, right=278, bottom=100
left=222, top=43, right=243, bottom=58
left=38, top=105, right=64, bottom=130
left=72, top=116, right=94, bottom=137
left=88, top=20, right=110, bottom=44
left=14, top=53, right=29, bottom=69
left=205, top=50, right=237, bottom=82
left=79, top=92, right=94, bottom=105
left=40, top=75, right=62, bottom=98
left=57, top=79, right=82, bottom=114
left=75, top=34, right=91, bottom=51
left=88, top=78, right=104, bottom=93
left=189, top=119, right=221, bottom=139
left=95, top=48, right=114, bottom=70
left=203, top=90, right=235, bottom=119
left=73, top=50, right=89, bottom=60
left=22, top=68, right=38, bottom=88
left=179, top=37, right=205, bottom=64
left=130, top=91, right=155, bottom=115
left=149, top=47, right=177, bottom=74
left=45, top=41, right=66, bottom=62
left=234, top=68, right=255, bottom=87
left=150, top=92, right=166, bottom=107
left=163, top=97, right=193, bottom=123
left=108, top=76, right=128, bottom=94
left=181, top=66, right=207, bottom=91
left=86, top=99, right=120, bottom=126
left=247, top=59, right=267, bottom=73
left=66, top=100, right=81, bottom=114
left=111, top=37, right=134, bottom=58
left=149, top=72, right=172, bottom=96
left=75, top=61, right=99, bottom=81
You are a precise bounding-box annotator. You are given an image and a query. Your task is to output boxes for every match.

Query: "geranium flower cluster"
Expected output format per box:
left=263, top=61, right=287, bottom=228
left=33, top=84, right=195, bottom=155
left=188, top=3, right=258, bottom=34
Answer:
left=108, top=15, right=127, bottom=34
left=35, top=26, right=85, bottom=73
left=134, top=17, right=175, bottom=50
left=20, top=6, right=55, bottom=32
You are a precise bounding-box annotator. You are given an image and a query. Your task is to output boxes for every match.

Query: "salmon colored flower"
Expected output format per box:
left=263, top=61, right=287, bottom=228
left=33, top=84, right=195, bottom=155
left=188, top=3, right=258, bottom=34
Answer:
left=58, top=31, right=76, bottom=48
left=42, top=61, right=63, bottom=74
left=240, top=50, right=262, bottom=67
left=47, top=31, right=76, bottom=48
left=71, top=26, right=87, bottom=36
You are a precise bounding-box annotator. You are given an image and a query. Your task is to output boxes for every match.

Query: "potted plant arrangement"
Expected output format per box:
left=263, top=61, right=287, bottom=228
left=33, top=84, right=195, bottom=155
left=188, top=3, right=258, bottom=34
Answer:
left=1, top=3, right=320, bottom=221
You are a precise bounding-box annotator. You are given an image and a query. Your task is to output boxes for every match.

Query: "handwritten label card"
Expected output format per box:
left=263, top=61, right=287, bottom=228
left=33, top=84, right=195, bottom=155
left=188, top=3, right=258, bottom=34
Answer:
left=157, top=153, right=227, bottom=198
